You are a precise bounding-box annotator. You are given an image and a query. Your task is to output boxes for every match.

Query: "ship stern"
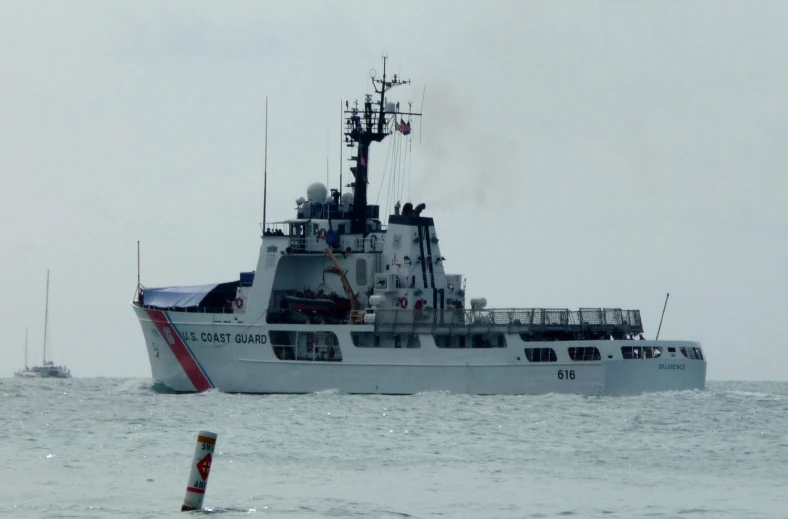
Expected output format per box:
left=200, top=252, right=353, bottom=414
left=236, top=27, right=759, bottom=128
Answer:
left=602, top=341, right=707, bottom=395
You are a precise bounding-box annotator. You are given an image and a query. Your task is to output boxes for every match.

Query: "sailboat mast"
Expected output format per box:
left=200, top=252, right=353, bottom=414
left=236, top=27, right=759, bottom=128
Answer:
left=339, top=99, right=343, bottom=192
left=43, top=269, right=50, bottom=365
left=262, top=96, right=268, bottom=230
left=25, top=326, right=28, bottom=370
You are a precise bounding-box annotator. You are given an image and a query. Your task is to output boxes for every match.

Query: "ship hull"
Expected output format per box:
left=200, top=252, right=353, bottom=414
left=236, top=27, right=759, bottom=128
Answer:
left=134, top=306, right=706, bottom=396
left=13, top=370, right=71, bottom=379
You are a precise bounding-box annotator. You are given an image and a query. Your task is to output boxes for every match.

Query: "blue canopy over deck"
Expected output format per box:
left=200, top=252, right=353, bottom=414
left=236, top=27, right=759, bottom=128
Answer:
left=140, top=284, right=220, bottom=309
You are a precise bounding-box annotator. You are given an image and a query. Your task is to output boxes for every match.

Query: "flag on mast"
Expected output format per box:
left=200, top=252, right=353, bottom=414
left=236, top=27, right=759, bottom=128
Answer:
left=395, top=119, right=411, bottom=135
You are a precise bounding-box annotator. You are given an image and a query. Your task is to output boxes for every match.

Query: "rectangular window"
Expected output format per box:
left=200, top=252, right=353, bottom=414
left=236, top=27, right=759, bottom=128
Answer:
left=680, top=347, right=704, bottom=360
left=523, top=347, right=557, bottom=362
left=621, top=346, right=663, bottom=359
left=434, top=335, right=467, bottom=348
left=471, top=334, right=506, bottom=348
left=270, top=331, right=297, bottom=361
left=273, top=331, right=341, bottom=362
left=351, top=332, right=421, bottom=348
left=568, top=347, right=601, bottom=361
left=297, top=332, right=341, bottom=362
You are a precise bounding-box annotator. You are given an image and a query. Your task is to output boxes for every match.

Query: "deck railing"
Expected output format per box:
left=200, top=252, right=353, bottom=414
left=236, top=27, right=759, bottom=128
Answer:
left=281, top=235, right=385, bottom=254
left=372, top=308, right=643, bottom=333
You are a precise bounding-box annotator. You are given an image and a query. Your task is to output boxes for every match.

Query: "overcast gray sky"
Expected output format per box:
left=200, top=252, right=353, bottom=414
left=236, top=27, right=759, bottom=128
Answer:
left=1, top=1, right=786, bottom=380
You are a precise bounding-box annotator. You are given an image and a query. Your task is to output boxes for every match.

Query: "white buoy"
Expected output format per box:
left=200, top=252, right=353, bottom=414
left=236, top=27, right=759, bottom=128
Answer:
left=181, top=430, right=218, bottom=512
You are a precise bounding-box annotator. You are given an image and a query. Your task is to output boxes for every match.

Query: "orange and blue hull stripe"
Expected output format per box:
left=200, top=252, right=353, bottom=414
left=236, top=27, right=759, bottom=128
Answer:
left=145, top=309, right=214, bottom=391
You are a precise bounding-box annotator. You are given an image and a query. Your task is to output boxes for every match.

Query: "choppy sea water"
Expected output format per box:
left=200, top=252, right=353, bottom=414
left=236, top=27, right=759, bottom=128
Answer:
left=1, top=379, right=786, bottom=519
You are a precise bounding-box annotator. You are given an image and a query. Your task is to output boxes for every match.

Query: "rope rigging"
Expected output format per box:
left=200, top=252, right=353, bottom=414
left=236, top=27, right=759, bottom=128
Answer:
left=376, top=112, right=414, bottom=218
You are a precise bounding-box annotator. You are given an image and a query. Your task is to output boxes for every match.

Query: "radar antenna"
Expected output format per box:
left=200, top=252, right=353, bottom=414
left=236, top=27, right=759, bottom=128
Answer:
left=343, top=56, right=422, bottom=235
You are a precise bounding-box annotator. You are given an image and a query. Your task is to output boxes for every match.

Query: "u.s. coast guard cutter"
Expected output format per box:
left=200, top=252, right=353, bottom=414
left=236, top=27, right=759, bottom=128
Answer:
left=132, top=59, right=706, bottom=395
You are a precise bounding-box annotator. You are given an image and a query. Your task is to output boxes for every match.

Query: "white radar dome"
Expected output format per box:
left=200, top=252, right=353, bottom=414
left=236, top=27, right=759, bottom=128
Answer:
left=470, top=297, right=487, bottom=309
left=296, top=196, right=306, bottom=206
left=341, top=191, right=354, bottom=205
left=306, top=182, right=327, bottom=203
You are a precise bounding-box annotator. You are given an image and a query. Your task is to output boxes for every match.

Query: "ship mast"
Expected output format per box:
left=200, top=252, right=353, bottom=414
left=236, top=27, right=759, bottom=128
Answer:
left=344, top=56, right=421, bottom=234
left=43, top=269, right=49, bottom=366
left=262, top=96, right=269, bottom=230
left=25, top=326, right=28, bottom=370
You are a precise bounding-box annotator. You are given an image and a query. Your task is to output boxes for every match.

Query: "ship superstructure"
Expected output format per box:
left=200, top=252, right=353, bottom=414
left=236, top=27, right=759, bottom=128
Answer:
left=132, top=59, right=705, bottom=395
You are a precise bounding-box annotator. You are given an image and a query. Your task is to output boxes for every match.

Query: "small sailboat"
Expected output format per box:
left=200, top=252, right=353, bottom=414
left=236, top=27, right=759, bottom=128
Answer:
left=14, top=270, right=71, bottom=379
left=13, top=328, right=37, bottom=378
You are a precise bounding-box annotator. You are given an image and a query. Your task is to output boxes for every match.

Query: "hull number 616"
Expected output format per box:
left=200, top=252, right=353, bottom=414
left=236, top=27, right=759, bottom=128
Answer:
left=557, top=370, right=575, bottom=380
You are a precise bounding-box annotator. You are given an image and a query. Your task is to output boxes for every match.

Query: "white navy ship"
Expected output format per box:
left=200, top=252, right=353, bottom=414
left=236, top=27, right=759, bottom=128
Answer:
left=132, top=59, right=706, bottom=395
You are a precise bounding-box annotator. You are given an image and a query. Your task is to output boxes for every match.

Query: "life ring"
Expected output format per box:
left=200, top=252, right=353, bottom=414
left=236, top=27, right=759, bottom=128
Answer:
left=318, top=228, right=327, bottom=240
left=399, top=296, right=408, bottom=308
left=235, top=297, right=244, bottom=308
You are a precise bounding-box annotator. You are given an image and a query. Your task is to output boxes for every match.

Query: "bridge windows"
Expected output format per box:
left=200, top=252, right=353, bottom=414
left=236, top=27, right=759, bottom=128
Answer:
left=568, top=346, right=601, bottom=361
left=523, top=347, right=557, bottom=362
left=621, top=346, right=663, bottom=359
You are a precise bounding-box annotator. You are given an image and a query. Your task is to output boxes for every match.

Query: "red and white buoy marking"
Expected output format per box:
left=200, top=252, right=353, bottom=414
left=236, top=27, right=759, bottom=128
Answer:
left=181, top=430, right=217, bottom=512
